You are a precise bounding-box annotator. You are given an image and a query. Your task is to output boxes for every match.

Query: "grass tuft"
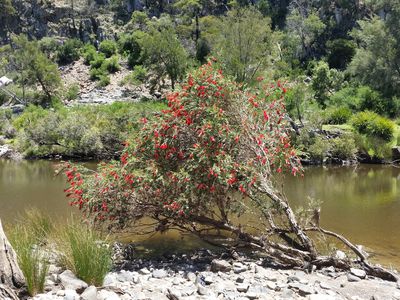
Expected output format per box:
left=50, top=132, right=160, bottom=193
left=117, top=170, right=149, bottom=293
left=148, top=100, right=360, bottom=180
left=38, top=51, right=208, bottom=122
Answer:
left=55, top=221, right=112, bottom=286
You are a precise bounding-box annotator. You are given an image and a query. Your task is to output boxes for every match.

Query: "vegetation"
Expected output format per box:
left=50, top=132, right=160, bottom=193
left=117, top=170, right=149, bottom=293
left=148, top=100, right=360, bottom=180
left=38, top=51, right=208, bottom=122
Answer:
left=55, top=222, right=112, bottom=286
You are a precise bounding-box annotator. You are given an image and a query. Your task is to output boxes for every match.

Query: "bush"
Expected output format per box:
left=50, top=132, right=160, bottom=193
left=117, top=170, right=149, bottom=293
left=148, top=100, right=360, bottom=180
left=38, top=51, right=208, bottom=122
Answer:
left=89, top=52, right=106, bottom=69
left=330, top=134, right=357, bottom=160
left=325, top=106, right=352, bottom=124
left=351, top=111, right=395, bottom=141
left=307, top=136, right=329, bottom=162
left=55, top=223, right=112, bottom=286
left=65, top=84, right=80, bottom=101
left=99, top=40, right=117, bottom=58
left=98, top=75, right=111, bottom=87
left=82, top=44, right=97, bottom=65
left=102, top=55, right=120, bottom=73
left=131, top=65, right=147, bottom=83
left=57, top=39, right=82, bottom=65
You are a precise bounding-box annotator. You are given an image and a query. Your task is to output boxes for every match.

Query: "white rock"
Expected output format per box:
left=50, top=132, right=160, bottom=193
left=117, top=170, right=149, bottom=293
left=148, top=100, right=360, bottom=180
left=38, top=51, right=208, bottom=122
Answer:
left=81, top=286, right=97, bottom=300
left=103, top=273, right=118, bottom=286
left=64, top=289, right=79, bottom=300
left=309, top=295, right=336, bottom=300
left=350, top=268, right=367, bottom=279
left=97, top=289, right=121, bottom=300
left=59, top=270, right=88, bottom=292
left=335, top=250, right=347, bottom=260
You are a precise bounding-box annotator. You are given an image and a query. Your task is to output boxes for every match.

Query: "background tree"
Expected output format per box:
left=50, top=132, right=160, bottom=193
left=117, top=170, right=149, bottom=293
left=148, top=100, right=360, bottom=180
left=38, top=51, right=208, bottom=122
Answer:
left=9, top=35, right=61, bottom=104
left=349, top=16, right=400, bottom=97
left=0, top=0, right=16, bottom=43
left=208, top=6, right=274, bottom=83
left=140, top=20, right=188, bottom=90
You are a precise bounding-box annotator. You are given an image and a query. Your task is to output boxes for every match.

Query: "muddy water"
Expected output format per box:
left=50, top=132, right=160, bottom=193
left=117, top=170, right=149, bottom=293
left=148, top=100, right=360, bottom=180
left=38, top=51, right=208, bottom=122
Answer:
left=0, top=160, right=399, bottom=268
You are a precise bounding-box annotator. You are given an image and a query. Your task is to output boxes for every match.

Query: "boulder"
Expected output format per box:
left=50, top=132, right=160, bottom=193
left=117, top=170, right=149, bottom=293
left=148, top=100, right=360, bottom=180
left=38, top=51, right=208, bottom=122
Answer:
left=81, top=286, right=97, bottom=300
left=350, top=268, right=367, bottom=279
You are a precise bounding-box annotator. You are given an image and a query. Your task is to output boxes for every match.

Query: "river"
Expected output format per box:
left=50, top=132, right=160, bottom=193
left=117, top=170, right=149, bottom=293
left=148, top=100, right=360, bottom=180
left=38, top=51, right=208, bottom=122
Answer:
left=0, top=159, right=399, bottom=269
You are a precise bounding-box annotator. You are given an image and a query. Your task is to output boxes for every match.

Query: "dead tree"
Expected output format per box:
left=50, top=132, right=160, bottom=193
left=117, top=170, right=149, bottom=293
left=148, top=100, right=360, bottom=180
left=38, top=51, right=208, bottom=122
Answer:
left=0, top=219, right=24, bottom=299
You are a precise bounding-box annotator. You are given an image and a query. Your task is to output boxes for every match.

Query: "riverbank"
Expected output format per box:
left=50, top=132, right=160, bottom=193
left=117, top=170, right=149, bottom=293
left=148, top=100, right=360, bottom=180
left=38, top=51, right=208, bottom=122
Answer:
left=30, top=248, right=400, bottom=300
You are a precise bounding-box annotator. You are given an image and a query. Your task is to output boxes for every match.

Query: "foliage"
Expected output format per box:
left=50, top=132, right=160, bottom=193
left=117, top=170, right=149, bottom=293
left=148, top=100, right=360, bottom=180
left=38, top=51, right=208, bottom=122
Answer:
left=99, top=40, right=117, bottom=58
left=9, top=34, right=61, bottom=103
left=207, top=7, right=273, bottom=83
left=55, top=222, right=112, bottom=286
left=63, top=62, right=301, bottom=232
left=284, top=81, right=312, bottom=123
left=329, top=134, right=357, bottom=160
left=325, top=107, right=352, bottom=125
left=140, top=20, right=188, bottom=89
left=8, top=209, right=52, bottom=296
left=12, top=102, right=166, bottom=158
left=351, top=111, right=395, bottom=141
left=311, top=61, right=344, bottom=106
left=326, top=38, right=356, bottom=70
left=57, top=39, right=82, bottom=65
left=65, top=84, right=80, bottom=101
left=82, top=44, right=98, bottom=65
left=285, top=8, right=326, bottom=61
left=349, top=16, right=400, bottom=97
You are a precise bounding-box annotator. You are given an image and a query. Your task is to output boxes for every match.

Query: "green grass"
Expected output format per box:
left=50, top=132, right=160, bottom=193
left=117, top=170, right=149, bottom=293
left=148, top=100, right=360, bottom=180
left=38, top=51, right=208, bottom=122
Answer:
left=8, top=210, right=52, bottom=296
left=55, top=222, right=112, bottom=286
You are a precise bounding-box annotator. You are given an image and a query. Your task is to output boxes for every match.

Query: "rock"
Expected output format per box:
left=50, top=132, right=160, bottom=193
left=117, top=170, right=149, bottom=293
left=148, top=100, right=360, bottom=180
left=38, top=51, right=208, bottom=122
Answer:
left=237, top=284, right=249, bottom=293
left=197, top=284, right=209, bottom=296
left=204, top=275, right=214, bottom=285
left=319, top=282, right=331, bottom=290
left=81, top=286, right=97, bottom=300
left=236, top=276, right=245, bottom=283
left=103, top=273, right=118, bottom=286
left=97, top=290, right=121, bottom=300
left=288, top=282, right=314, bottom=296
left=56, top=290, right=65, bottom=296
left=139, top=268, right=151, bottom=275
left=166, top=288, right=181, bottom=300
left=211, top=259, right=232, bottom=273
left=350, top=268, right=367, bottom=279
left=245, top=291, right=258, bottom=299
left=152, top=269, right=168, bottom=279
left=186, top=272, right=197, bottom=282
left=287, top=275, right=300, bottom=283
left=335, top=250, right=347, bottom=260
left=393, top=291, right=400, bottom=300
left=347, top=274, right=361, bottom=282
left=64, top=289, right=79, bottom=300
left=59, top=270, right=88, bottom=293
left=392, top=147, right=400, bottom=161
left=116, top=270, right=135, bottom=282
left=234, top=265, right=248, bottom=274
left=309, top=295, right=336, bottom=300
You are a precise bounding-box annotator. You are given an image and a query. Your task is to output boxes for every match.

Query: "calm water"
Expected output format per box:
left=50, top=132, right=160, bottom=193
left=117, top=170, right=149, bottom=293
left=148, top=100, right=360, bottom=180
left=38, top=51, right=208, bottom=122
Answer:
left=0, top=160, right=399, bottom=268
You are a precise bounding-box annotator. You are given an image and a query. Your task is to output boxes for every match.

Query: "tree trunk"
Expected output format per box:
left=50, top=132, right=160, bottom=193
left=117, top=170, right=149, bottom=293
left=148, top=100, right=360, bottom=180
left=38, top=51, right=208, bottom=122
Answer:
left=0, top=219, right=24, bottom=289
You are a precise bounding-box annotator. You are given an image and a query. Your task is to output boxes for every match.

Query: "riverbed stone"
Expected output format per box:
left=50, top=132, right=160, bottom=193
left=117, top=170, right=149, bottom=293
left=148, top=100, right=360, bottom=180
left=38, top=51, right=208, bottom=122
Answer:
left=64, top=289, right=79, bottom=300
left=335, top=250, right=347, bottom=260
left=97, top=290, right=121, bottom=300
left=237, top=284, right=249, bottom=293
left=347, top=274, right=361, bottom=282
left=197, top=284, right=209, bottom=295
left=211, top=259, right=232, bottom=273
left=309, top=295, right=336, bottom=300
left=186, top=272, right=197, bottom=282
left=139, top=267, right=151, bottom=275
left=103, top=273, right=118, bottom=286
left=81, top=286, right=97, bottom=300
left=350, top=268, right=367, bottom=279
left=153, top=269, right=168, bottom=279
left=59, top=270, right=88, bottom=292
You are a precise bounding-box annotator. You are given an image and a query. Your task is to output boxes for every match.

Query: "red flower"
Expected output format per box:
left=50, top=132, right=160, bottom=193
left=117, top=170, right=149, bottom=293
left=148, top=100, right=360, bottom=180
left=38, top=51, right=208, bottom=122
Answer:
left=160, top=143, right=168, bottom=150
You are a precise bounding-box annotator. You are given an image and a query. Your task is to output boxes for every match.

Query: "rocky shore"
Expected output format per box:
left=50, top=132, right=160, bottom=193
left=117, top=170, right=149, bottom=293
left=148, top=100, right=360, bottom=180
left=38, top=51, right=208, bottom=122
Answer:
left=29, top=248, right=400, bottom=300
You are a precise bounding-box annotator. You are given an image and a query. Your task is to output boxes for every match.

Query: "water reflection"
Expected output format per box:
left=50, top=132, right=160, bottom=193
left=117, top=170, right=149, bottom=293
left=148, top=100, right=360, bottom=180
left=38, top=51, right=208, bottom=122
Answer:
left=0, top=160, right=399, bottom=268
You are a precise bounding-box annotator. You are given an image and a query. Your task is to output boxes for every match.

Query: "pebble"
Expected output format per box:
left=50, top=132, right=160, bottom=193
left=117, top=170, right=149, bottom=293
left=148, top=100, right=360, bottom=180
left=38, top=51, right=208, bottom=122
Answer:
left=211, top=259, right=232, bottom=273
left=152, top=269, right=168, bottom=279
left=81, top=286, right=97, bottom=300
left=237, top=284, right=249, bottom=293
left=64, top=289, right=79, bottom=300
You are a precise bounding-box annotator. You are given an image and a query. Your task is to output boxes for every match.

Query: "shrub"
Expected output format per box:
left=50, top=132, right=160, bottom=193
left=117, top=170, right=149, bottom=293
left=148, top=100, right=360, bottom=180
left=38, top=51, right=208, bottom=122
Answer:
left=99, top=40, right=117, bottom=58
left=97, top=75, right=110, bottom=87
left=89, top=52, right=106, bottom=69
left=330, top=134, right=357, bottom=160
left=57, top=39, right=82, bottom=65
left=65, top=84, right=80, bottom=101
left=131, top=65, right=147, bottom=83
left=102, top=55, right=120, bottom=73
left=55, top=223, right=112, bottom=286
left=351, top=111, right=395, bottom=141
left=89, top=67, right=107, bottom=81
left=325, top=106, right=352, bottom=124
left=82, top=44, right=97, bottom=65
left=307, top=136, right=329, bottom=162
